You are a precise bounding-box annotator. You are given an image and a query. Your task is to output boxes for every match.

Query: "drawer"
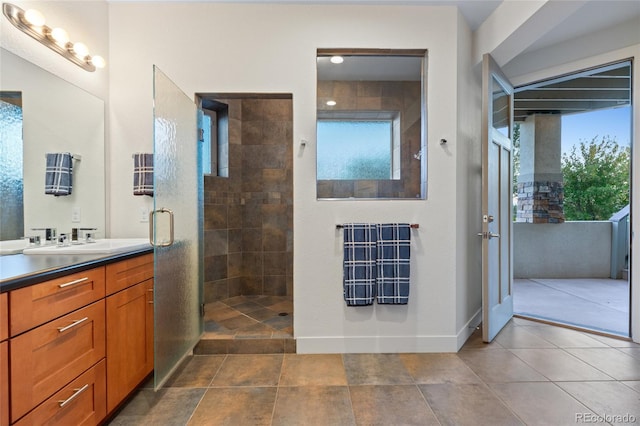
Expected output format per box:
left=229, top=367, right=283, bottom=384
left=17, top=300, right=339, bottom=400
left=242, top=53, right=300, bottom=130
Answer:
left=14, top=359, right=106, bottom=426
left=106, top=253, right=153, bottom=295
left=10, top=300, right=106, bottom=422
left=0, top=292, right=7, bottom=341
left=10, top=267, right=105, bottom=336
left=1, top=341, right=8, bottom=426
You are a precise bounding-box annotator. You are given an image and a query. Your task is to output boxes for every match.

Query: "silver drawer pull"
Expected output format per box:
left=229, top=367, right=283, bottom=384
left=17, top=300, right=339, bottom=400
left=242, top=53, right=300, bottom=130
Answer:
left=58, top=384, right=89, bottom=408
left=57, top=317, right=89, bottom=333
left=58, top=277, right=89, bottom=289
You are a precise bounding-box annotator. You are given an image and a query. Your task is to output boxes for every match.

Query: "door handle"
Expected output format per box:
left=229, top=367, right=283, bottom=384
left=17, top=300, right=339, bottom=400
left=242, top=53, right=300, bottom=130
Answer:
left=149, top=207, right=175, bottom=247
left=477, top=232, right=500, bottom=239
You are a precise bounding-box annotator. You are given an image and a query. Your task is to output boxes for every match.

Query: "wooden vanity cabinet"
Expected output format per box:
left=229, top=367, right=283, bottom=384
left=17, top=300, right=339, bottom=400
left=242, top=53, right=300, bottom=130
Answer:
left=1, top=292, right=9, bottom=426
left=105, top=254, right=154, bottom=414
left=5, top=251, right=154, bottom=425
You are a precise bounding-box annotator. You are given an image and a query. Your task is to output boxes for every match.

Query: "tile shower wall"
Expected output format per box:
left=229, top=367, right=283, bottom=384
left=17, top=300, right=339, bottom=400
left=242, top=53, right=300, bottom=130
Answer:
left=316, top=80, right=422, bottom=198
left=204, top=97, right=293, bottom=302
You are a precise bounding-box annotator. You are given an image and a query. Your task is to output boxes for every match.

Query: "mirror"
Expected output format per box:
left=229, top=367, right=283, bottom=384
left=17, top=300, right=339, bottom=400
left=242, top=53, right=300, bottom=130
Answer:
left=316, top=49, right=427, bottom=199
left=0, top=48, right=105, bottom=248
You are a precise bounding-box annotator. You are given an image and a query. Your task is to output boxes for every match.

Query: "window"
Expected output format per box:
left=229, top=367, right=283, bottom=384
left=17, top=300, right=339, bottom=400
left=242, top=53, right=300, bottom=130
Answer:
left=200, top=100, right=229, bottom=177
left=316, top=49, right=427, bottom=199
left=317, top=118, right=396, bottom=180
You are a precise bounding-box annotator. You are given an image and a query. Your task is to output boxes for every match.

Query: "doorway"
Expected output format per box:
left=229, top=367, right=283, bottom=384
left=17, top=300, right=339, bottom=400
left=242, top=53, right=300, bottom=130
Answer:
left=195, top=94, right=294, bottom=354
left=512, top=61, right=632, bottom=337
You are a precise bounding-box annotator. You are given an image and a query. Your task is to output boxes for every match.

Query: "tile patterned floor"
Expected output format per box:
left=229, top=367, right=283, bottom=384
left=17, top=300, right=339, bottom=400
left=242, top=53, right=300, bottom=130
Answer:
left=194, top=295, right=295, bottom=354
left=203, top=296, right=294, bottom=338
left=108, top=318, right=640, bottom=425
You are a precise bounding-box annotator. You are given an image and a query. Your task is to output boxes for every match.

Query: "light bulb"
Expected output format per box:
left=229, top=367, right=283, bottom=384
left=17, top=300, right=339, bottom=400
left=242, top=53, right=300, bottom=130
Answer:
left=23, top=9, right=45, bottom=27
left=326, top=100, right=337, bottom=106
left=49, top=28, right=69, bottom=46
left=91, top=55, right=106, bottom=69
left=71, top=42, right=89, bottom=58
left=330, top=56, right=344, bottom=64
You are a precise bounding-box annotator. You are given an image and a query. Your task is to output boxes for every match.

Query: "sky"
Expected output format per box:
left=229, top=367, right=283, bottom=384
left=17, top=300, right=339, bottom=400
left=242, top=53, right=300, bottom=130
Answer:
left=561, top=106, right=631, bottom=155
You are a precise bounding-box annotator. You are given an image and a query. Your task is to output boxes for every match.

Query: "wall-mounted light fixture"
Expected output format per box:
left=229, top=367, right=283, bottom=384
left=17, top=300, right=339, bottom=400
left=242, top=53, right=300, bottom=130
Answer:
left=2, top=2, right=105, bottom=72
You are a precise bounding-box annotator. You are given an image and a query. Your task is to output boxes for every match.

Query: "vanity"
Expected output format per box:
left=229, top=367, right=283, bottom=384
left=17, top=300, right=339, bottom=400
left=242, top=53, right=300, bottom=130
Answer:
left=0, top=248, right=153, bottom=425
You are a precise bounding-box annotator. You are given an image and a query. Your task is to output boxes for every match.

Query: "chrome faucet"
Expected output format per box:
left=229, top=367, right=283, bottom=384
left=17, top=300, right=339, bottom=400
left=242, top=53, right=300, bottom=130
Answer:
left=80, top=228, right=98, bottom=243
left=57, top=233, right=70, bottom=247
left=24, top=235, right=41, bottom=246
left=32, top=228, right=57, bottom=244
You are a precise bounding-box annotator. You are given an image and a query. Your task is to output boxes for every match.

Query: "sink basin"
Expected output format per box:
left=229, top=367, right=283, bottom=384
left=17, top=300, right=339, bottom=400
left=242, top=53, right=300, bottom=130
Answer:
left=0, top=239, right=29, bottom=255
left=23, top=238, right=151, bottom=255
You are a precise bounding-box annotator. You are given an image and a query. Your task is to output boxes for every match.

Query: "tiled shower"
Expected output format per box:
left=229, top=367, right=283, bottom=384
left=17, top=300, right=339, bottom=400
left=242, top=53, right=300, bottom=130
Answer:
left=203, top=96, right=293, bottom=303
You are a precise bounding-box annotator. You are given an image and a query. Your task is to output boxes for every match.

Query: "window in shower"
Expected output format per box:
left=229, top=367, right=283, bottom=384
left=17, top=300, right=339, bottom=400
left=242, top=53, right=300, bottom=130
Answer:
left=317, top=116, right=398, bottom=180
left=201, top=100, right=229, bottom=177
left=316, top=49, right=427, bottom=199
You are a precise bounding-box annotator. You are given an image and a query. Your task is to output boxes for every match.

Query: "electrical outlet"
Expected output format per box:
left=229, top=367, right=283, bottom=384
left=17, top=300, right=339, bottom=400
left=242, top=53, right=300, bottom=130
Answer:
left=140, top=207, right=149, bottom=223
left=71, top=207, right=81, bottom=223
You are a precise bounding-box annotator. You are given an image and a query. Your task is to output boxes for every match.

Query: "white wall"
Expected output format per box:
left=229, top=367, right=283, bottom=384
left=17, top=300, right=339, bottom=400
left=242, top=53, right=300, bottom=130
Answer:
left=454, top=11, right=483, bottom=347
left=108, top=3, right=473, bottom=352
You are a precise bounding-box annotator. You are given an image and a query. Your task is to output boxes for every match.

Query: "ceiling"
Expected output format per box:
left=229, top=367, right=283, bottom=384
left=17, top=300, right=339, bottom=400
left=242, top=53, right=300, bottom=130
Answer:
left=520, top=1, right=640, bottom=55
left=513, top=60, right=632, bottom=122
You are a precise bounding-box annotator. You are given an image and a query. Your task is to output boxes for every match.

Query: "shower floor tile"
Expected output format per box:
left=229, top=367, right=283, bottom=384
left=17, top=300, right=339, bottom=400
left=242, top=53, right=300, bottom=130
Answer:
left=203, top=296, right=293, bottom=339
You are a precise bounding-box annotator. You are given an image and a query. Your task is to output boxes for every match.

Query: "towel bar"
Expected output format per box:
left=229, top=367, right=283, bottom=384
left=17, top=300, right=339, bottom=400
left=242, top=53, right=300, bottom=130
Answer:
left=44, top=154, right=81, bottom=161
left=336, top=224, right=419, bottom=229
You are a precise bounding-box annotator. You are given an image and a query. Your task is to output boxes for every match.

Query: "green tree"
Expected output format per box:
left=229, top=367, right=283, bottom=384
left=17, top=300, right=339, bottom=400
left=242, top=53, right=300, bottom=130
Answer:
left=562, top=136, right=629, bottom=220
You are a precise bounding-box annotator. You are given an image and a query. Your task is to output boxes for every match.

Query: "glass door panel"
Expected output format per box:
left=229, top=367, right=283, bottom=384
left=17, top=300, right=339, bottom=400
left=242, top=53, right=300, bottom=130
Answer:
left=152, top=66, right=203, bottom=388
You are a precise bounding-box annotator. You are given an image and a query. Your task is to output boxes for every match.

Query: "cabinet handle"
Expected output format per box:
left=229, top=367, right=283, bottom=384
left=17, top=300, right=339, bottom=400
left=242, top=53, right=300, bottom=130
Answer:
left=58, top=277, right=89, bottom=289
left=57, top=317, right=89, bottom=333
left=58, top=384, right=89, bottom=408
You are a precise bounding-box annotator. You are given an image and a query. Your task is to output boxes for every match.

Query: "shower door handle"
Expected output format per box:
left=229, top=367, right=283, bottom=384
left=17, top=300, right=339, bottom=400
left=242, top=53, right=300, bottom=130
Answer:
left=149, top=207, right=175, bottom=247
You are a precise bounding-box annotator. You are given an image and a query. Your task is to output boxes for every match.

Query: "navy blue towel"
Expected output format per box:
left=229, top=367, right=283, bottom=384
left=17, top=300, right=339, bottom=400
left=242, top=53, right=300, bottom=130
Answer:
left=133, top=153, right=154, bottom=196
left=376, top=223, right=411, bottom=304
left=45, top=153, right=73, bottom=196
left=343, top=223, right=378, bottom=306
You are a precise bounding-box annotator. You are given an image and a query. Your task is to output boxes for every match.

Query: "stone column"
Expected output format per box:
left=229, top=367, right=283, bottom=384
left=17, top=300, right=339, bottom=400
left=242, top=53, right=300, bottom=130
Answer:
left=516, top=114, right=564, bottom=223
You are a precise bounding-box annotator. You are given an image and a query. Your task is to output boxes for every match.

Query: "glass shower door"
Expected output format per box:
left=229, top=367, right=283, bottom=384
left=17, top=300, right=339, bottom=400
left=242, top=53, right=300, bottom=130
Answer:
left=152, top=66, right=203, bottom=388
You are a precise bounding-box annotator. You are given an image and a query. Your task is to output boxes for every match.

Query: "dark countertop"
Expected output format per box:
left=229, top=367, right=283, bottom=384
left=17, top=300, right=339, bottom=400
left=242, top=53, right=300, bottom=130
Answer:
left=0, top=248, right=154, bottom=292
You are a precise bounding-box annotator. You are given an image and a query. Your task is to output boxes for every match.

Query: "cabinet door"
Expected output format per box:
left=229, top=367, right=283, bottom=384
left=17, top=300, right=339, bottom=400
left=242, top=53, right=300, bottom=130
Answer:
left=1, top=341, right=8, bottom=426
left=14, top=359, right=106, bottom=426
left=10, top=300, right=105, bottom=422
left=106, top=279, right=154, bottom=413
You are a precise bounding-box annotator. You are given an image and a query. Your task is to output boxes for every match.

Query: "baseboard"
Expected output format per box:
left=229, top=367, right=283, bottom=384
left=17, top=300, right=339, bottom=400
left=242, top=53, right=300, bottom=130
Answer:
left=456, top=308, right=482, bottom=350
left=295, top=335, right=459, bottom=354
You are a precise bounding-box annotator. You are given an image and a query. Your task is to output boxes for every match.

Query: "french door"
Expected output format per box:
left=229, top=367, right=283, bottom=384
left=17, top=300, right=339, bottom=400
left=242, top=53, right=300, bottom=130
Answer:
left=481, top=54, right=514, bottom=342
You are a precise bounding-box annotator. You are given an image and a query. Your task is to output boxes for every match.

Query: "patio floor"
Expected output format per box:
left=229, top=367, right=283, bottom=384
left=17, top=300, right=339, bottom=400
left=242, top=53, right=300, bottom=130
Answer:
left=513, top=278, right=630, bottom=337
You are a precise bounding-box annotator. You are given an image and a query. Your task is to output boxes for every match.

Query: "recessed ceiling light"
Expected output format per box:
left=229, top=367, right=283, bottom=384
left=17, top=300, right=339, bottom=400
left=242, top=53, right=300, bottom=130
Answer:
left=330, top=56, right=344, bottom=64
left=326, top=100, right=337, bottom=106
